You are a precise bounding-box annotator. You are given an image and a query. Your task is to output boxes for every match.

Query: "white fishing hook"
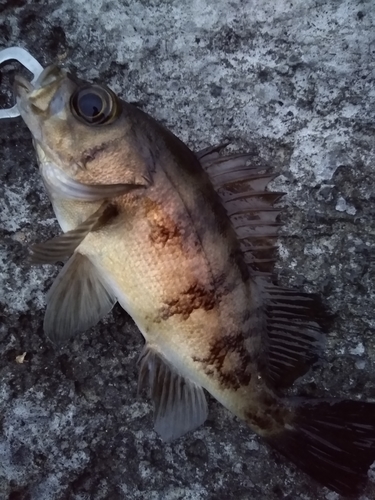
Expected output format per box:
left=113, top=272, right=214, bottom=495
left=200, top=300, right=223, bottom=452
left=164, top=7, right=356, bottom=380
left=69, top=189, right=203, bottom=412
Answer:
left=0, top=47, right=44, bottom=119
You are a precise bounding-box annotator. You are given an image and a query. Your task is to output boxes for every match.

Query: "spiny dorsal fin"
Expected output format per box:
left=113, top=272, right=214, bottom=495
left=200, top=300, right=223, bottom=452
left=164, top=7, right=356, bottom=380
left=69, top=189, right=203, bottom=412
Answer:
left=196, top=142, right=230, bottom=162
left=197, top=145, right=283, bottom=275
left=138, top=345, right=208, bottom=442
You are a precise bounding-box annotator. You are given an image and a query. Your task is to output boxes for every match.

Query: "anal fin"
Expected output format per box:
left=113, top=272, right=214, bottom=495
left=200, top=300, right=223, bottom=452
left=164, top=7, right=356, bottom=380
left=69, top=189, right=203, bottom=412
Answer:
left=138, top=345, right=208, bottom=442
left=44, top=253, right=116, bottom=344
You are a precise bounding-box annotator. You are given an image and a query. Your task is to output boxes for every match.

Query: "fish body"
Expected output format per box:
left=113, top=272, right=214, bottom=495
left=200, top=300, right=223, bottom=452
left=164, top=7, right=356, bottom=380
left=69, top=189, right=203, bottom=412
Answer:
left=13, top=63, right=375, bottom=496
left=35, top=88, right=284, bottom=434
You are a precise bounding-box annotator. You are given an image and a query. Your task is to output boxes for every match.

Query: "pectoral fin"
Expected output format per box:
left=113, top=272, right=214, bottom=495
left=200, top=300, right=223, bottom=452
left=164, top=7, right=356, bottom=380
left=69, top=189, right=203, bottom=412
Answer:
left=30, top=202, right=117, bottom=264
left=138, top=345, right=208, bottom=442
left=41, top=162, right=145, bottom=201
left=44, top=252, right=116, bottom=344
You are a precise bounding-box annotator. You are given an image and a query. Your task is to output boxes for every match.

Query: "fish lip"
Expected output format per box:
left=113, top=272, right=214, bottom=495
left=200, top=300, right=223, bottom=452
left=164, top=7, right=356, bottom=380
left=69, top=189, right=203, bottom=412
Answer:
left=33, top=65, right=65, bottom=89
left=14, top=73, right=34, bottom=97
left=14, top=65, right=65, bottom=104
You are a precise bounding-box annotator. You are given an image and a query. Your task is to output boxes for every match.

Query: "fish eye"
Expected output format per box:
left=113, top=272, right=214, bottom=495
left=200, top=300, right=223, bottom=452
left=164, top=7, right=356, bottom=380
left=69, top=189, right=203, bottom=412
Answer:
left=70, top=85, right=120, bottom=125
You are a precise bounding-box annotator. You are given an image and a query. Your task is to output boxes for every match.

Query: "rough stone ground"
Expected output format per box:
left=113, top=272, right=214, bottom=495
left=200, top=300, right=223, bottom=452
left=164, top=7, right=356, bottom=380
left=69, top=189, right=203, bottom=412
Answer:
left=1, top=0, right=375, bottom=499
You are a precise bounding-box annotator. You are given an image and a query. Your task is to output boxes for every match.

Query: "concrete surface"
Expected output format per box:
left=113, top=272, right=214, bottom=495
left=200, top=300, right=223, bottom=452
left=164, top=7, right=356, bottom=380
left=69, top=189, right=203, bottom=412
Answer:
left=1, top=0, right=375, bottom=499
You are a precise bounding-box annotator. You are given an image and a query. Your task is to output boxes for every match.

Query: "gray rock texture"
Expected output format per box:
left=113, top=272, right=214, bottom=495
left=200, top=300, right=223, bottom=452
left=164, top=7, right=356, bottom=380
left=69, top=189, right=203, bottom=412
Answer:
left=1, top=0, right=375, bottom=499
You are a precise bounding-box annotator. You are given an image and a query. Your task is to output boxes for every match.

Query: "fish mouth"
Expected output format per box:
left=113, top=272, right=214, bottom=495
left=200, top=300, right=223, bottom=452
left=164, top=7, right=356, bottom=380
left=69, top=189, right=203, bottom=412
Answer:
left=14, top=65, right=64, bottom=98
left=14, top=65, right=66, bottom=115
left=13, top=73, right=35, bottom=119
left=13, top=73, right=34, bottom=101
left=33, top=65, right=65, bottom=89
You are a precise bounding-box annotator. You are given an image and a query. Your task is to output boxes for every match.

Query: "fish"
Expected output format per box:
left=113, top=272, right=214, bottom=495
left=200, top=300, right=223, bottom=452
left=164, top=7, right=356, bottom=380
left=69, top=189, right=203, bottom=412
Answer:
left=12, top=62, right=375, bottom=497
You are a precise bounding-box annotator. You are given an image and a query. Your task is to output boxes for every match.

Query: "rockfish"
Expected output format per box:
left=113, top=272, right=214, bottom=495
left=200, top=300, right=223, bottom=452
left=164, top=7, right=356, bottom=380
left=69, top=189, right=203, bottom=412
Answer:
left=13, top=63, right=375, bottom=496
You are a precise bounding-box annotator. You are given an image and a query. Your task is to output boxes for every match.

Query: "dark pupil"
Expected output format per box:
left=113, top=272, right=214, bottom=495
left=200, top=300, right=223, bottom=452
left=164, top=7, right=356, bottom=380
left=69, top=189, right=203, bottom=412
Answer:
left=78, top=92, right=103, bottom=118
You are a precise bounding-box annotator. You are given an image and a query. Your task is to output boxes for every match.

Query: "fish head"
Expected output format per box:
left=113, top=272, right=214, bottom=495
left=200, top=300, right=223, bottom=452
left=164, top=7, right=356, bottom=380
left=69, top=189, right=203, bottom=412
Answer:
left=13, top=64, right=141, bottom=186
left=14, top=65, right=77, bottom=144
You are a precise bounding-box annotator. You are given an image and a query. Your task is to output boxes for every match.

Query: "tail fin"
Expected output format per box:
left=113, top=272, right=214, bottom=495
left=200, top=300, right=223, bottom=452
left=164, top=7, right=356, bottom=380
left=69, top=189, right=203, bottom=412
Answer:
left=266, top=399, right=375, bottom=496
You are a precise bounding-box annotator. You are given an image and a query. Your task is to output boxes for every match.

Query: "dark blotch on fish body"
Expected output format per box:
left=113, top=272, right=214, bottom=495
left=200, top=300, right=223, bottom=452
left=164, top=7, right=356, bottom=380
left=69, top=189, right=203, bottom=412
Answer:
left=160, top=281, right=216, bottom=321
left=195, top=332, right=253, bottom=390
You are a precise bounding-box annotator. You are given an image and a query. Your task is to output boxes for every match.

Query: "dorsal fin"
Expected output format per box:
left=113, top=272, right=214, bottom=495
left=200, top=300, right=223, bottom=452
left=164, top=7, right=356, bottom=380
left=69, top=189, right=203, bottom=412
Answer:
left=197, top=145, right=283, bottom=275
left=251, top=276, right=331, bottom=388
left=198, top=145, right=331, bottom=388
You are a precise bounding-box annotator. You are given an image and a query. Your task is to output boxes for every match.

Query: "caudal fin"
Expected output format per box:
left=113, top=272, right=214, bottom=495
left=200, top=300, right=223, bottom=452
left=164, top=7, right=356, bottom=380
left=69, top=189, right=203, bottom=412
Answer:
left=266, top=399, right=375, bottom=496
